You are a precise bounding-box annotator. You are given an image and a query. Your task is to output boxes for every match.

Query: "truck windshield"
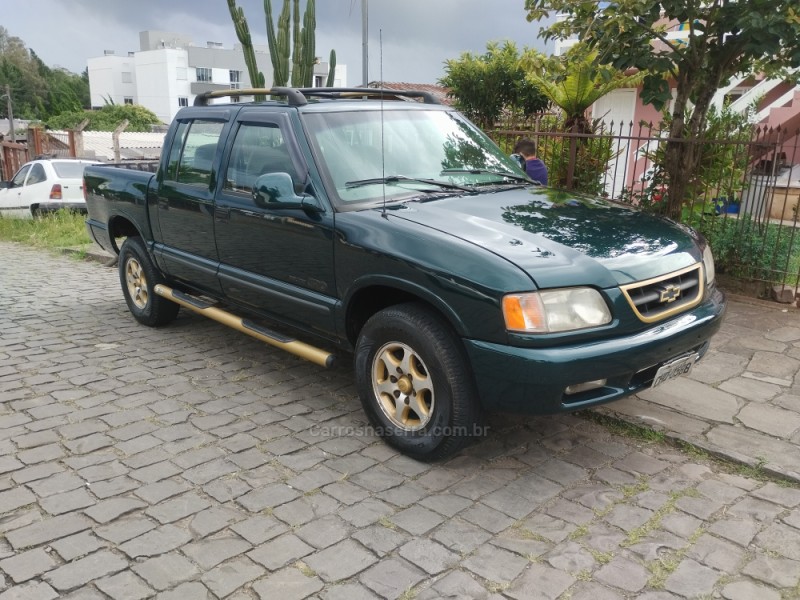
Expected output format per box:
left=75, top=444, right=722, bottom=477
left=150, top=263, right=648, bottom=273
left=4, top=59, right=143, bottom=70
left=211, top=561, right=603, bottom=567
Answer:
left=302, top=108, right=529, bottom=206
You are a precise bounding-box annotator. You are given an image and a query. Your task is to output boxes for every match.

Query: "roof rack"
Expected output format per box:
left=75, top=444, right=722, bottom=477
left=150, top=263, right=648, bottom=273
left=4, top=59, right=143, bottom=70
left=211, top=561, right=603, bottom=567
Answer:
left=193, top=88, right=305, bottom=106
left=193, top=87, right=440, bottom=107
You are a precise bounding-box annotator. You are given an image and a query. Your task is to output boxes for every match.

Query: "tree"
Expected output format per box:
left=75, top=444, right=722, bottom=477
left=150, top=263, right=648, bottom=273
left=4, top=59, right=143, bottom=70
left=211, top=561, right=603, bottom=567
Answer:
left=0, top=27, right=48, bottom=119
left=521, top=44, right=644, bottom=134
left=31, top=51, right=87, bottom=117
left=46, top=104, right=160, bottom=132
left=525, top=0, right=800, bottom=218
left=0, top=27, right=88, bottom=121
left=439, top=41, right=549, bottom=130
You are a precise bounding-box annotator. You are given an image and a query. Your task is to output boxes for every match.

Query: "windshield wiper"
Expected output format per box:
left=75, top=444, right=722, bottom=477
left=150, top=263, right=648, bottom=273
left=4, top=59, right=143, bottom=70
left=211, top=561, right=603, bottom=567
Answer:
left=440, top=168, right=534, bottom=185
left=345, top=175, right=471, bottom=192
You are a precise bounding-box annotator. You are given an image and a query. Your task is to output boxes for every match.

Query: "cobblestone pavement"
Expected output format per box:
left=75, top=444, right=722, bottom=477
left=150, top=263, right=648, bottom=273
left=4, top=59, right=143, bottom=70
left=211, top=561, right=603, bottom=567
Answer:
left=2, top=241, right=800, bottom=600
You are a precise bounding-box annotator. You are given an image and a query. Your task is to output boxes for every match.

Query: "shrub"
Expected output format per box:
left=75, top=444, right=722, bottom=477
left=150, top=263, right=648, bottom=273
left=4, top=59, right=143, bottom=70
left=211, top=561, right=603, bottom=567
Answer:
left=693, top=214, right=800, bottom=284
left=46, top=104, right=162, bottom=132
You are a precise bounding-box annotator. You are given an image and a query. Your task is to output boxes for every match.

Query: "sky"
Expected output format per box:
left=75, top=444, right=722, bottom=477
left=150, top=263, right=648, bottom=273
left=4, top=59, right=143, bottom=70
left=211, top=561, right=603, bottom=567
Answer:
left=2, top=0, right=555, bottom=85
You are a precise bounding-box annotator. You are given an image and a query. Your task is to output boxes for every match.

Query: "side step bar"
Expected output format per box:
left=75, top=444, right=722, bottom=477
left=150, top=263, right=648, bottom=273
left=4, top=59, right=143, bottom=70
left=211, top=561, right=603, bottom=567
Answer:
left=154, top=284, right=336, bottom=369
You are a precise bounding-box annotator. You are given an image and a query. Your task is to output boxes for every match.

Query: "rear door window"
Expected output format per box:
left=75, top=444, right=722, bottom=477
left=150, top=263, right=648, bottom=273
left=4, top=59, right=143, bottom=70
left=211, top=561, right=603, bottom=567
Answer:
left=162, top=120, right=225, bottom=187
left=52, top=162, right=89, bottom=178
left=26, top=164, right=47, bottom=185
left=174, top=121, right=225, bottom=187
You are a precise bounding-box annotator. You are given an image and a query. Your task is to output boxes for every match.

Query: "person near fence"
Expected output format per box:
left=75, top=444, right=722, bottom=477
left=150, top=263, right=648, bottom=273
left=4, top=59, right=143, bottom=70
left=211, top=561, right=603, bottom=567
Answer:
left=513, top=138, right=548, bottom=186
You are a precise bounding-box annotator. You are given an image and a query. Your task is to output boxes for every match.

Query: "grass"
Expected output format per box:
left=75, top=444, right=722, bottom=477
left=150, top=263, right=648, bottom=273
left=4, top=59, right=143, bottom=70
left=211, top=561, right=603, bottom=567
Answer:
left=0, top=210, right=92, bottom=251
left=622, top=488, right=690, bottom=548
left=579, top=411, right=666, bottom=444
left=295, top=561, right=316, bottom=578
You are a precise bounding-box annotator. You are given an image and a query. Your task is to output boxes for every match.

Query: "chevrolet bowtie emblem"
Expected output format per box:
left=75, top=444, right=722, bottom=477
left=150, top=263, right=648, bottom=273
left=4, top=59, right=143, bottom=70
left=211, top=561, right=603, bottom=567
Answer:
left=659, top=284, right=681, bottom=303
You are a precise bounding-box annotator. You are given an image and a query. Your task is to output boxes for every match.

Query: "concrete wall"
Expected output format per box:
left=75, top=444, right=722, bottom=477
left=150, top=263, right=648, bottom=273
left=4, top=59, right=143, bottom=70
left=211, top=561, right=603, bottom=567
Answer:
left=87, top=55, right=138, bottom=108
left=139, top=31, right=193, bottom=51
left=134, top=49, right=191, bottom=123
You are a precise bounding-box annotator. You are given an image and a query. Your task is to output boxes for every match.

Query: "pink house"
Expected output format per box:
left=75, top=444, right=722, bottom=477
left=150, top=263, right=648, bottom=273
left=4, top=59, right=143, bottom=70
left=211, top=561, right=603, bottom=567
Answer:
left=556, top=20, right=800, bottom=199
left=586, top=76, right=800, bottom=199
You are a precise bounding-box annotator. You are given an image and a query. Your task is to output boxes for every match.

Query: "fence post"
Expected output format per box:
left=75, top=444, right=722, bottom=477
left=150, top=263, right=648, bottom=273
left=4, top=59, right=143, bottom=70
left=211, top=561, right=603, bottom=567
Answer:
left=68, top=118, right=90, bottom=158
left=112, top=120, right=129, bottom=163
left=29, top=127, right=44, bottom=157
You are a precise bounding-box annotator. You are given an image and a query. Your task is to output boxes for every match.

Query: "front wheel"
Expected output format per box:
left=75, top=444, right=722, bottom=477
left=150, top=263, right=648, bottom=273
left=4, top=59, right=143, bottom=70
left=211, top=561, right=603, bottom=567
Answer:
left=354, top=303, right=483, bottom=461
left=118, top=236, right=179, bottom=327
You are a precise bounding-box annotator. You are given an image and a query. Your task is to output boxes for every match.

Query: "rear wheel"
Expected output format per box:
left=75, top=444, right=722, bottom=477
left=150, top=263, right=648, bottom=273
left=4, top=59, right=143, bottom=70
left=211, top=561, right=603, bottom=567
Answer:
left=119, top=236, right=179, bottom=327
left=354, top=303, right=483, bottom=461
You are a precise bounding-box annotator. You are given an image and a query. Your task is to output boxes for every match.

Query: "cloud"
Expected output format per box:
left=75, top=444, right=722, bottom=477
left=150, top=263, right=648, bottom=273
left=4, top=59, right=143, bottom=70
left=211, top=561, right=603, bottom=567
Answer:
left=4, top=0, right=552, bottom=83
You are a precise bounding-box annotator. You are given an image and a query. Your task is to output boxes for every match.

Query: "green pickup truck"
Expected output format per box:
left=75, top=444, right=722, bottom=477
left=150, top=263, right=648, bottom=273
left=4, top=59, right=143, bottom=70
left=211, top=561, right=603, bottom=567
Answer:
left=84, top=87, right=725, bottom=460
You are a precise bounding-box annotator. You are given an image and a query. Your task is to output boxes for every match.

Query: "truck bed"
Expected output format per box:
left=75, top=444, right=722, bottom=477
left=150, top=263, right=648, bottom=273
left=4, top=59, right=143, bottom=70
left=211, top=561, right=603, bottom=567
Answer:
left=84, top=165, right=157, bottom=254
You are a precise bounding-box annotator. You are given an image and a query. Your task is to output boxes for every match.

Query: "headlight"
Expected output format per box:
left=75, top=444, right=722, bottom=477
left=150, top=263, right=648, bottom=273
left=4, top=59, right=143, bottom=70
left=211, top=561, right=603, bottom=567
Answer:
left=502, top=288, right=612, bottom=333
left=702, top=244, right=715, bottom=286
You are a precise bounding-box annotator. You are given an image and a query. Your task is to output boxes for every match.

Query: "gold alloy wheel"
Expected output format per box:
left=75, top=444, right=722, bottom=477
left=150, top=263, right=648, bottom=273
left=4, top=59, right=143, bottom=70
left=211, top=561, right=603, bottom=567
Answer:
left=372, top=341, right=435, bottom=431
left=125, top=257, right=149, bottom=310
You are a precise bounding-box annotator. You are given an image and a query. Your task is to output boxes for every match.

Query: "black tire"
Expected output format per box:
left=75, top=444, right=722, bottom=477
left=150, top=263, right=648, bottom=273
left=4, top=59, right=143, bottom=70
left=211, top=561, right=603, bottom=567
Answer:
left=118, top=236, right=179, bottom=327
left=354, top=302, right=483, bottom=461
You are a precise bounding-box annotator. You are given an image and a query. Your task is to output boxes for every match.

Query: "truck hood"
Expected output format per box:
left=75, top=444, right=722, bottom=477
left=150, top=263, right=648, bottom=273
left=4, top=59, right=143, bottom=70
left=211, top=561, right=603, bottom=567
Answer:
left=388, top=186, right=701, bottom=289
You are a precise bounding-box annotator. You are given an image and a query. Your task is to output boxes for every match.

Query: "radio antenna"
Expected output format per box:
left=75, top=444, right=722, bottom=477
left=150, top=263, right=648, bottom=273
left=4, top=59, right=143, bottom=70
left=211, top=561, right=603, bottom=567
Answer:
left=380, top=29, right=387, bottom=217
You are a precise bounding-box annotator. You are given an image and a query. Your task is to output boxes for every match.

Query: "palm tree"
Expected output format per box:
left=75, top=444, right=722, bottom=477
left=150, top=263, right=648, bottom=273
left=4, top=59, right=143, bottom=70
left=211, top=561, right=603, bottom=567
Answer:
left=522, top=44, right=644, bottom=134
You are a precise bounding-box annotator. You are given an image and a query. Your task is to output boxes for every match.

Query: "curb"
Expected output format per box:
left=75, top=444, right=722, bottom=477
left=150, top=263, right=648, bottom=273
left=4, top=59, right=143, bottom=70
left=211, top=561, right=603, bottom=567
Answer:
left=597, top=407, right=800, bottom=486
left=60, top=245, right=118, bottom=267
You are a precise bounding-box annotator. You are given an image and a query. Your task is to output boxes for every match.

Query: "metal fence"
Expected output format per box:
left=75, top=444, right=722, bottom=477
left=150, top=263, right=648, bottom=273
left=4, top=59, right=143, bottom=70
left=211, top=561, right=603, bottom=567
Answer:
left=488, top=118, right=800, bottom=295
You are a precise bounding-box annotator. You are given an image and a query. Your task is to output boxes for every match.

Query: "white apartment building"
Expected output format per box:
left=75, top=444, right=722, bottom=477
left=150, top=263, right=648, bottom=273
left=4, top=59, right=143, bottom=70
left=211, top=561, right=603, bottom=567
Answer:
left=88, top=30, right=347, bottom=124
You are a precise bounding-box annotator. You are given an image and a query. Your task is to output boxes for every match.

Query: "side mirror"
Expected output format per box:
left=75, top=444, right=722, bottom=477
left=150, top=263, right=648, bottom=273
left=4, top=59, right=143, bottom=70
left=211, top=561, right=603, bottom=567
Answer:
left=252, top=172, right=323, bottom=212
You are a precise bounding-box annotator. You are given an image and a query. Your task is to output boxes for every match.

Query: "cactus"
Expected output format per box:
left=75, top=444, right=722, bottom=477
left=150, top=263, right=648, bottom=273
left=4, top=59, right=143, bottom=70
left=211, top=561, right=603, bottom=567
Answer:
left=291, top=0, right=301, bottom=85
left=291, top=0, right=316, bottom=87
left=227, top=0, right=333, bottom=93
left=265, top=0, right=291, bottom=87
left=226, top=0, right=265, bottom=100
left=326, top=49, right=336, bottom=87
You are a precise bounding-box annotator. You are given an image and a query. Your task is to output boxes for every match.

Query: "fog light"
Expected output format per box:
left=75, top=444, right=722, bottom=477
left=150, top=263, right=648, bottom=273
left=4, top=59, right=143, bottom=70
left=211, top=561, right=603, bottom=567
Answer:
left=564, top=379, right=607, bottom=395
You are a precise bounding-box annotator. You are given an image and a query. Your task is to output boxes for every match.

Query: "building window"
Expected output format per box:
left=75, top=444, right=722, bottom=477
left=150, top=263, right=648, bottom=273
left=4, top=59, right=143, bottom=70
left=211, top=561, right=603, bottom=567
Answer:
left=178, top=97, right=189, bottom=107
left=123, top=97, right=134, bottom=105
left=121, top=72, right=133, bottom=83
left=196, top=67, right=212, bottom=82
left=314, top=75, right=324, bottom=88
left=229, top=70, right=241, bottom=89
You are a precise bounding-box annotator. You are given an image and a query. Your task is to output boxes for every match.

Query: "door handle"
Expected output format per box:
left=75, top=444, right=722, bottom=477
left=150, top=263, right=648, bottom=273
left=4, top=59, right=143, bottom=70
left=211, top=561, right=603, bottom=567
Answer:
left=215, top=207, right=230, bottom=222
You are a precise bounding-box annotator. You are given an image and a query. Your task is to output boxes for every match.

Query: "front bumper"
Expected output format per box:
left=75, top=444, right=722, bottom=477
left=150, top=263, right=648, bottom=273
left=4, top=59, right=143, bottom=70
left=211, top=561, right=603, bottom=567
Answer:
left=464, top=287, right=726, bottom=414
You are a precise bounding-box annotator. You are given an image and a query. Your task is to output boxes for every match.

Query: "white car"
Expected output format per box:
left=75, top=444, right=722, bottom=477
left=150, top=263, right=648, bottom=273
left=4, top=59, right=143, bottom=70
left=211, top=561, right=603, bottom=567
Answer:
left=0, top=158, right=100, bottom=218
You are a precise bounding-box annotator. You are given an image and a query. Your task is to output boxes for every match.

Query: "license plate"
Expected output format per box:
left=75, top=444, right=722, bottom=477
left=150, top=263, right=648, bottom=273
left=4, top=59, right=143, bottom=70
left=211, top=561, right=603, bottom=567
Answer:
left=651, top=353, right=699, bottom=388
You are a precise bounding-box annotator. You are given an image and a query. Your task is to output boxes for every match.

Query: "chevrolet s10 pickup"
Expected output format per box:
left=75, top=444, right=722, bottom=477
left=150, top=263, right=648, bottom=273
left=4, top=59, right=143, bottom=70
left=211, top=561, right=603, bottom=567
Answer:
left=84, top=87, right=726, bottom=460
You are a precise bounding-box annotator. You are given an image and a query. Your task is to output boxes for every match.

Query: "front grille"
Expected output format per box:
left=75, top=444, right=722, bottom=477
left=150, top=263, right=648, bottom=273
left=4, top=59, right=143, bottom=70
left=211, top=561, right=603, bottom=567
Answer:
left=620, top=264, right=703, bottom=323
